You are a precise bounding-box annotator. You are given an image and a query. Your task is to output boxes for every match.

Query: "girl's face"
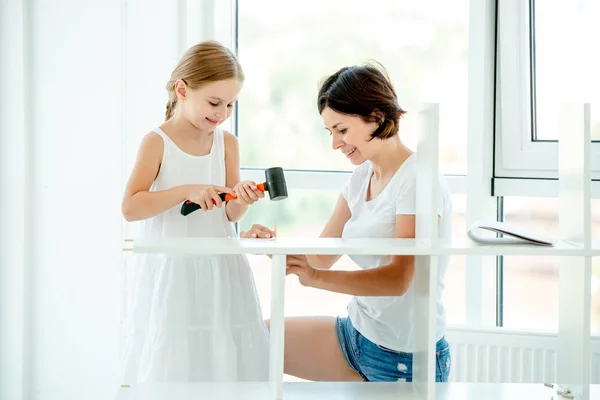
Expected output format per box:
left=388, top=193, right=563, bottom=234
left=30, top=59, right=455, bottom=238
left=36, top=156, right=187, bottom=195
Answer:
left=176, top=78, right=242, bottom=131
left=321, top=106, right=380, bottom=165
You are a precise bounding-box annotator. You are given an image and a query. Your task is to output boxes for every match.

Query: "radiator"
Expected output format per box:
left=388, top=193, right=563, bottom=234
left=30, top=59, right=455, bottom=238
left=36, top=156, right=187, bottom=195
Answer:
left=445, top=328, right=600, bottom=383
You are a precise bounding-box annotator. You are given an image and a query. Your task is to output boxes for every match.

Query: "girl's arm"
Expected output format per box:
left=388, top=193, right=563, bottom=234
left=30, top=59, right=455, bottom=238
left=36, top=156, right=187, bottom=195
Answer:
left=122, top=133, right=185, bottom=221
left=223, top=131, right=250, bottom=222
left=288, top=215, right=421, bottom=296
left=122, top=132, right=231, bottom=222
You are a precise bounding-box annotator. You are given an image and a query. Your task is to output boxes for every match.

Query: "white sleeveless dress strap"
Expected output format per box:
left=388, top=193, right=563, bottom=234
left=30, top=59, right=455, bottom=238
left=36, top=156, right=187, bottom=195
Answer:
left=152, top=127, right=172, bottom=160
left=209, top=127, right=226, bottom=187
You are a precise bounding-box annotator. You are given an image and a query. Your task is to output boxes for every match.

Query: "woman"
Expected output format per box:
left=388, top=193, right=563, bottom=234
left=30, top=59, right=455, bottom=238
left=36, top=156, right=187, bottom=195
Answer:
left=242, top=62, right=453, bottom=382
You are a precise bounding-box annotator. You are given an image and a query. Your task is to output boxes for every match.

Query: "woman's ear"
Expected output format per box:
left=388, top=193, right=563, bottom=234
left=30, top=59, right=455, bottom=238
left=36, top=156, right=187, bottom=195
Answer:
left=175, top=79, right=187, bottom=100
left=370, top=109, right=385, bottom=125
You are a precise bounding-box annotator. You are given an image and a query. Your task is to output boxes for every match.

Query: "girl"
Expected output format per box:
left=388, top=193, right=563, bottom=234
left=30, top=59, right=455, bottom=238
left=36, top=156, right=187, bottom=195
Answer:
left=242, top=62, right=453, bottom=382
left=120, top=41, right=269, bottom=383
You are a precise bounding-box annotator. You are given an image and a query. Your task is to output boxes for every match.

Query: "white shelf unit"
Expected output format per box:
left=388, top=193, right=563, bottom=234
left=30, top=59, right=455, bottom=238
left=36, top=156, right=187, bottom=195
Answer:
left=122, top=100, right=596, bottom=400
left=114, top=382, right=599, bottom=400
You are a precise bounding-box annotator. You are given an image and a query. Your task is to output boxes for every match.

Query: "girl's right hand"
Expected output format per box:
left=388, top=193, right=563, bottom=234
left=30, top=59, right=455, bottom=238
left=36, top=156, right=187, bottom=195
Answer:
left=186, top=184, right=235, bottom=211
left=240, top=224, right=276, bottom=239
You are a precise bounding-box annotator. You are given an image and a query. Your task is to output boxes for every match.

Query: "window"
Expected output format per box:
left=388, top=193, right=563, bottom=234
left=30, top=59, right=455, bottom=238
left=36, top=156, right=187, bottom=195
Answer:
left=533, top=0, right=600, bottom=141
left=496, top=0, right=600, bottom=179
left=500, top=197, right=600, bottom=333
left=240, top=188, right=341, bottom=238
left=237, top=0, right=471, bottom=331
left=502, top=255, right=559, bottom=331
left=445, top=195, right=467, bottom=326
left=237, top=0, right=469, bottom=175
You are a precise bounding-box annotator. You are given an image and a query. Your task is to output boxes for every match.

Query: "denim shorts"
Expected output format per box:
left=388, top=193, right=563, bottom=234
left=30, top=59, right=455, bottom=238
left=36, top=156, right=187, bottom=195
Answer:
left=335, top=316, right=451, bottom=382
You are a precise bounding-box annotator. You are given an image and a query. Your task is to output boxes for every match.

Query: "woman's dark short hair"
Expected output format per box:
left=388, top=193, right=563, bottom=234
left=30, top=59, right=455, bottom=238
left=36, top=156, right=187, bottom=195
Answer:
left=317, top=62, right=406, bottom=140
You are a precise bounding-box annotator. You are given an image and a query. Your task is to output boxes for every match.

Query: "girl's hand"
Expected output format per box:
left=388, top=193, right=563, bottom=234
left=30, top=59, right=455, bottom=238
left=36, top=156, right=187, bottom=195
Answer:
left=240, top=224, right=276, bottom=239
left=186, top=184, right=235, bottom=211
left=286, top=255, right=319, bottom=287
left=232, top=180, right=265, bottom=206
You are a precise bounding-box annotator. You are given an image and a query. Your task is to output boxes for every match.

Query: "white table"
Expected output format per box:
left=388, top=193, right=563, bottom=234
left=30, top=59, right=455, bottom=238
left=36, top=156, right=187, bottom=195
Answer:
left=126, top=236, right=598, bottom=400
left=132, top=236, right=600, bottom=257
left=114, top=382, right=600, bottom=400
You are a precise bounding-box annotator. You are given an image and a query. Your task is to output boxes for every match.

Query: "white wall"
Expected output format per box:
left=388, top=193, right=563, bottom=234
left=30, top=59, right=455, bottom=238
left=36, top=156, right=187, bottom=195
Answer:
left=29, top=0, right=124, bottom=398
left=2, top=0, right=123, bottom=399
left=0, top=0, right=241, bottom=395
left=1, top=2, right=29, bottom=399
left=1, top=1, right=223, bottom=398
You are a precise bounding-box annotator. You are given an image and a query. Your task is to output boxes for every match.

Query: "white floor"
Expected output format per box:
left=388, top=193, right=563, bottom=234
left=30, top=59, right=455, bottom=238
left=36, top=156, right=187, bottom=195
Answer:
left=112, top=382, right=599, bottom=400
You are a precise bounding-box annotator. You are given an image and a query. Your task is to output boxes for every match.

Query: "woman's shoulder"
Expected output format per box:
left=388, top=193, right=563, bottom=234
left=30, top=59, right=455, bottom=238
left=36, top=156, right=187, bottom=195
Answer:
left=389, top=153, right=449, bottom=195
left=389, top=153, right=418, bottom=188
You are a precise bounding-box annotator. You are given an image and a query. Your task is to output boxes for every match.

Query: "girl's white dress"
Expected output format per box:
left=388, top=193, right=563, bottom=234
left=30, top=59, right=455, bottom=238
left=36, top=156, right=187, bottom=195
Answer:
left=120, top=126, right=269, bottom=382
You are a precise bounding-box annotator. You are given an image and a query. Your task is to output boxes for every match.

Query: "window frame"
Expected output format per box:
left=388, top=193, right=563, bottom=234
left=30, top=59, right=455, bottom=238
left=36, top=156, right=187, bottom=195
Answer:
left=494, top=0, right=600, bottom=183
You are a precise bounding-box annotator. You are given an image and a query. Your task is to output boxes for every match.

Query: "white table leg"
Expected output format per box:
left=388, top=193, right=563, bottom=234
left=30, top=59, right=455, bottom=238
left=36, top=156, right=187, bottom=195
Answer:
left=557, top=103, right=592, bottom=400
left=269, top=255, right=286, bottom=400
left=413, top=255, right=438, bottom=400
left=414, top=102, right=440, bottom=400
left=558, top=256, right=592, bottom=400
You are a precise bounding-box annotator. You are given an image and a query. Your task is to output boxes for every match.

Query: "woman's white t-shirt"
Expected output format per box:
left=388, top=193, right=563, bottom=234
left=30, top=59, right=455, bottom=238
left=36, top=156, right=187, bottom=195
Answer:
left=341, top=154, right=452, bottom=353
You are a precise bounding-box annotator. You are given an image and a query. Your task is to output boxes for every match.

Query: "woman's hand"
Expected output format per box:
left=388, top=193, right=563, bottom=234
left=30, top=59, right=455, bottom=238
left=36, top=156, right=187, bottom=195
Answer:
left=286, top=255, right=319, bottom=287
left=240, top=224, right=276, bottom=239
left=232, top=180, right=265, bottom=206
left=186, top=184, right=235, bottom=211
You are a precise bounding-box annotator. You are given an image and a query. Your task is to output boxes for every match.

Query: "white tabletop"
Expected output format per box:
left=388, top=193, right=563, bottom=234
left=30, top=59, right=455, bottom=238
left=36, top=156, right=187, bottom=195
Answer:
left=114, top=382, right=597, bottom=400
left=130, top=236, right=598, bottom=256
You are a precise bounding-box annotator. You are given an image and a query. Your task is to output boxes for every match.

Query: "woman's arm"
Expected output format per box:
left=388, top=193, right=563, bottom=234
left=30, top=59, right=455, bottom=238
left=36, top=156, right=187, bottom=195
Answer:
left=306, top=194, right=351, bottom=269
left=287, top=214, right=418, bottom=296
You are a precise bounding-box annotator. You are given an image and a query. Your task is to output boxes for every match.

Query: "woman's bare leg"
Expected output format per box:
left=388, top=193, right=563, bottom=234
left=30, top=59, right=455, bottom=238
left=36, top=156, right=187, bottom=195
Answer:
left=265, top=316, right=363, bottom=381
